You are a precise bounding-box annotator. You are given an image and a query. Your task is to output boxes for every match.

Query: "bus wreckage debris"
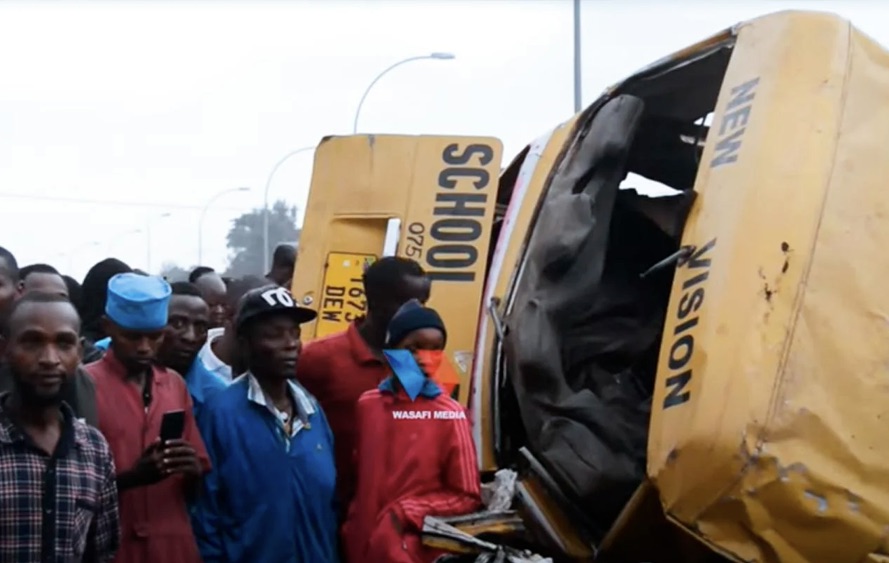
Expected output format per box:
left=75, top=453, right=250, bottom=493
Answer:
left=423, top=514, right=551, bottom=562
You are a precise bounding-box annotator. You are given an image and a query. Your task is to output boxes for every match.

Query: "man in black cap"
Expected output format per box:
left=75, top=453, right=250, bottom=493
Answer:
left=192, top=285, right=339, bottom=563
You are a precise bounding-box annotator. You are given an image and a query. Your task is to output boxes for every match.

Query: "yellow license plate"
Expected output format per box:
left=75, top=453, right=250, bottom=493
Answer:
left=315, top=252, right=377, bottom=338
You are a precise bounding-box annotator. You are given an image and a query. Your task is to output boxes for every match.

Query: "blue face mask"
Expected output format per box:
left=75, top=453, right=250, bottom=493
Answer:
left=382, top=349, right=426, bottom=401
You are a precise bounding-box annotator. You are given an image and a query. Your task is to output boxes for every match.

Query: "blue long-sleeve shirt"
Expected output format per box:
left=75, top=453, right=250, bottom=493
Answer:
left=192, top=374, right=340, bottom=563
left=183, top=358, right=228, bottom=422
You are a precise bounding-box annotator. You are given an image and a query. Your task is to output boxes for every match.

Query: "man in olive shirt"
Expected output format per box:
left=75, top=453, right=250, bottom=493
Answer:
left=0, top=249, right=98, bottom=425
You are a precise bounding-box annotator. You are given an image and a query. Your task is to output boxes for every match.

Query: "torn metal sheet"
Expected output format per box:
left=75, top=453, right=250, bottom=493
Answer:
left=424, top=515, right=551, bottom=562
left=433, top=511, right=525, bottom=537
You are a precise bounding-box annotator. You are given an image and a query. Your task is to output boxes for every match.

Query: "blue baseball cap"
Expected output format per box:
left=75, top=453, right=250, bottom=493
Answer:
left=105, top=273, right=172, bottom=332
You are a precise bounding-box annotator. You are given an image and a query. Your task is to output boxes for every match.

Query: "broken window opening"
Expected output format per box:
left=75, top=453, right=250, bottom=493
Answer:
left=494, top=40, right=734, bottom=551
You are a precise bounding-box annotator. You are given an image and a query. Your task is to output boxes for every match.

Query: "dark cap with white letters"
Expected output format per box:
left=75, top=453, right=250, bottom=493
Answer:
left=235, top=284, right=317, bottom=335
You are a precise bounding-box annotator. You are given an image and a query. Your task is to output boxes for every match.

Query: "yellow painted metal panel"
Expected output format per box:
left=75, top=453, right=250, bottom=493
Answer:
left=397, top=137, right=503, bottom=405
left=292, top=135, right=502, bottom=406
left=315, top=252, right=377, bottom=338
left=648, top=10, right=889, bottom=562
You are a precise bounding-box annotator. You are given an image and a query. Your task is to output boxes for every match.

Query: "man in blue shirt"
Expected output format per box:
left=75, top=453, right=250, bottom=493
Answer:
left=157, top=282, right=227, bottom=421
left=193, top=285, right=339, bottom=563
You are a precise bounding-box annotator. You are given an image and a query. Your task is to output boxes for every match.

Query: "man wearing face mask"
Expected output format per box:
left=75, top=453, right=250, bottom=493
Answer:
left=342, top=301, right=481, bottom=563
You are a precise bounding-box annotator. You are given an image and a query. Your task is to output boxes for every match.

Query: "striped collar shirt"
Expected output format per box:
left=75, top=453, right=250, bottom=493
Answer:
left=239, top=372, right=316, bottom=449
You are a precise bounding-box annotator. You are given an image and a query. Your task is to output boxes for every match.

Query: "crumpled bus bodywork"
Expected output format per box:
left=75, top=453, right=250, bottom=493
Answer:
left=470, top=9, right=889, bottom=563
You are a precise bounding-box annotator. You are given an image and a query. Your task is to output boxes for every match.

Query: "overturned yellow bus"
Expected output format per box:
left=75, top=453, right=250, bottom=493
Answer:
left=294, top=10, right=889, bottom=563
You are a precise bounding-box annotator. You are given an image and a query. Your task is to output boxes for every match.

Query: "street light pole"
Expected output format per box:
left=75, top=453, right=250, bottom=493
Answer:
left=198, top=187, right=251, bottom=266
left=146, top=212, right=171, bottom=274
left=352, top=52, right=456, bottom=134
left=573, top=0, right=582, bottom=113
left=263, top=146, right=315, bottom=274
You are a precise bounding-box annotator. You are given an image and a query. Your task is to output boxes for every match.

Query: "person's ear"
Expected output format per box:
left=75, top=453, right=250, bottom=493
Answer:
left=14, top=280, right=24, bottom=297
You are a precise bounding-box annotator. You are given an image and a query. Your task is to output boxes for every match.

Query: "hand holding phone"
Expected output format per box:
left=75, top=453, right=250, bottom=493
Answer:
left=159, top=410, right=185, bottom=443
left=158, top=410, right=201, bottom=476
left=160, top=439, right=201, bottom=476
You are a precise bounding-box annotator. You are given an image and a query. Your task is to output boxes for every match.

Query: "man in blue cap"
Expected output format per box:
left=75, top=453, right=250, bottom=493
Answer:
left=85, top=273, right=209, bottom=563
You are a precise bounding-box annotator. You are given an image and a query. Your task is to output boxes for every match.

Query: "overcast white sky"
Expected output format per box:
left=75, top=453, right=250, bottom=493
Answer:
left=0, top=0, right=884, bottom=280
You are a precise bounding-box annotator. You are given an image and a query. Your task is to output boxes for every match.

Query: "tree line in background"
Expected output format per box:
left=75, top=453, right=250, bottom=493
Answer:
left=161, top=199, right=300, bottom=281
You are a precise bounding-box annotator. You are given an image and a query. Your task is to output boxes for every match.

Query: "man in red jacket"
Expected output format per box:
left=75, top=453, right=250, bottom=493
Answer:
left=298, top=257, right=431, bottom=508
left=342, top=301, right=481, bottom=563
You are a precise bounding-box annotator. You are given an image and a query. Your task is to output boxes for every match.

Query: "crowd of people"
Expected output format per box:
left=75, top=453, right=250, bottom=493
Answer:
left=0, top=243, right=482, bottom=563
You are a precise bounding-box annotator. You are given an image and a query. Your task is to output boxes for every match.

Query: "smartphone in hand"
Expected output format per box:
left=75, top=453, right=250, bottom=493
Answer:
left=159, top=410, right=186, bottom=442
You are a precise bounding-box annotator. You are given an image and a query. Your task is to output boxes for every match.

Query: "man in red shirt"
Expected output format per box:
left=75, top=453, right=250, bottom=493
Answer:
left=85, top=273, right=209, bottom=563
left=298, top=257, right=430, bottom=508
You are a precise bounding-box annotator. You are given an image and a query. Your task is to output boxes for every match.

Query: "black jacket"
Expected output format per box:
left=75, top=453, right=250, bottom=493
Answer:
left=0, top=362, right=99, bottom=427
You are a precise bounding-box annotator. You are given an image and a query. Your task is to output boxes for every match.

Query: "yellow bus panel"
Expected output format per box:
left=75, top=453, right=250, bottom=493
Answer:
left=292, top=134, right=502, bottom=405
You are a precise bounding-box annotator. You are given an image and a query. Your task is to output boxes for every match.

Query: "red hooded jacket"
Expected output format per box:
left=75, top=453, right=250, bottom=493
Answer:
left=342, top=382, right=482, bottom=563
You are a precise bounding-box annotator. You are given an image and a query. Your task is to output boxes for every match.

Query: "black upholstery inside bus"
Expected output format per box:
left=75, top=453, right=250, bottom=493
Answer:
left=501, top=93, right=700, bottom=532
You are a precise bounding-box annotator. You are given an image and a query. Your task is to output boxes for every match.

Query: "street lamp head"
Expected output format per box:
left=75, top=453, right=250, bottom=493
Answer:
left=430, top=52, right=456, bottom=60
